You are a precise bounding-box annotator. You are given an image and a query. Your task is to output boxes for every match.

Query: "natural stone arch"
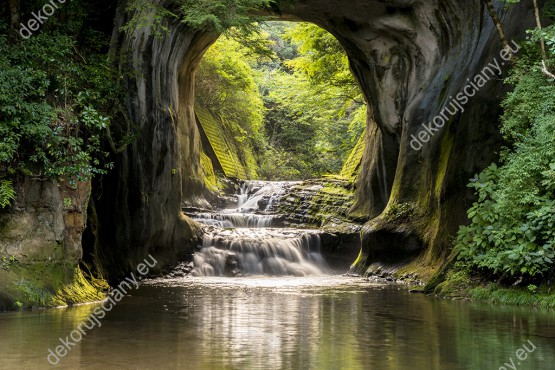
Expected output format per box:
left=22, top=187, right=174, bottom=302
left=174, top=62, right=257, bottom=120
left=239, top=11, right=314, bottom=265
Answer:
left=93, top=0, right=535, bottom=279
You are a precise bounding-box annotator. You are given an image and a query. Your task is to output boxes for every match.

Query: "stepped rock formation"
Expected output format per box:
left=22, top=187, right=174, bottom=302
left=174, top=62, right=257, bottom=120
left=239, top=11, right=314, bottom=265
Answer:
left=93, top=0, right=536, bottom=279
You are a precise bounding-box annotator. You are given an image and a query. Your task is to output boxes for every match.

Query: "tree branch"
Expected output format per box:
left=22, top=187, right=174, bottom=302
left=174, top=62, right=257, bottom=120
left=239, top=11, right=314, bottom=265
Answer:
left=483, top=0, right=510, bottom=50
left=542, top=60, right=555, bottom=80
left=533, top=0, right=555, bottom=80
left=8, top=0, right=20, bottom=32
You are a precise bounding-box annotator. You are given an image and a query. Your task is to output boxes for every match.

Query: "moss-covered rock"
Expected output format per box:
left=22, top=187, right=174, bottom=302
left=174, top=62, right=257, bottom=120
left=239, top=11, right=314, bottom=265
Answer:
left=200, top=151, right=219, bottom=192
left=340, top=130, right=366, bottom=180
left=0, top=261, right=106, bottom=311
left=277, top=177, right=364, bottom=230
left=0, top=177, right=108, bottom=310
left=195, top=104, right=257, bottom=180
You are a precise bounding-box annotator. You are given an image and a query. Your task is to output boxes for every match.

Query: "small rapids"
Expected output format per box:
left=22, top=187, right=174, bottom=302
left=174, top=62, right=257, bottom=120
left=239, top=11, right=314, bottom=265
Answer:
left=234, top=180, right=298, bottom=211
left=193, top=229, right=327, bottom=277
left=192, top=212, right=274, bottom=228
left=186, top=180, right=329, bottom=277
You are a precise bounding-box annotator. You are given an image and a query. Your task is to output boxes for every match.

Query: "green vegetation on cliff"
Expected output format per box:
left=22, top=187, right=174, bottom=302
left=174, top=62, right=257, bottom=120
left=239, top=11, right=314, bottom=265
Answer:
left=0, top=1, right=119, bottom=309
left=195, top=104, right=258, bottom=179
left=443, top=2, right=555, bottom=299
left=0, top=2, right=122, bottom=207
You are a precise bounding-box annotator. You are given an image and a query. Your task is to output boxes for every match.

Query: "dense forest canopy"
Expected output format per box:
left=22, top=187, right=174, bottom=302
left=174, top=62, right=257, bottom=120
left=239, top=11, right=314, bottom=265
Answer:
left=195, top=22, right=366, bottom=180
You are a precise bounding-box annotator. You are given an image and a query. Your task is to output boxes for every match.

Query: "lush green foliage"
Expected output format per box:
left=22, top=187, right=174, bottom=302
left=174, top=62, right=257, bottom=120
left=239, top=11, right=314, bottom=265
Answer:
left=195, top=22, right=366, bottom=180
left=196, top=35, right=265, bottom=139
left=259, top=23, right=365, bottom=179
left=179, top=0, right=273, bottom=32
left=124, top=0, right=277, bottom=37
left=0, top=2, right=118, bottom=203
left=0, top=180, right=15, bottom=208
left=195, top=34, right=265, bottom=178
left=456, top=38, right=555, bottom=282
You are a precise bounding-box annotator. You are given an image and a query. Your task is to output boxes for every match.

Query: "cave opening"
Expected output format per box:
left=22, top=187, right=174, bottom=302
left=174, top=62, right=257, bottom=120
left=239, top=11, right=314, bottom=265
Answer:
left=180, top=22, right=369, bottom=277
left=90, top=0, right=512, bottom=281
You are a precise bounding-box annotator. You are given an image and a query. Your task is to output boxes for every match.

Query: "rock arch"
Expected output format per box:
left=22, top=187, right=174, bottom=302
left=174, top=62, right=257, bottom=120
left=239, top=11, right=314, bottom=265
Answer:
left=94, top=0, right=535, bottom=278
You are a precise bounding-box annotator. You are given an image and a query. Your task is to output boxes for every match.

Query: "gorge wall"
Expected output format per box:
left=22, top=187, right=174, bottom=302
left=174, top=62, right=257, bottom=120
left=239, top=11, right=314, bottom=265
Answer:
left=92, top=0, right=537, bottom=280
left=0, top=178, right=105, bottom=309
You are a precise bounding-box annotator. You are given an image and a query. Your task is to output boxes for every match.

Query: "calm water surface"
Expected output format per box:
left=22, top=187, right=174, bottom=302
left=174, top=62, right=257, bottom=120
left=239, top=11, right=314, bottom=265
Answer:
left=1, top=276, right=554, bottom=369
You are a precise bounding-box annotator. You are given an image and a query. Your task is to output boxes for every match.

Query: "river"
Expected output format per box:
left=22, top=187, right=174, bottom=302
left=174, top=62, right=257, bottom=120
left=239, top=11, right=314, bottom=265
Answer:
left=0, top=276, right=554, bottom=369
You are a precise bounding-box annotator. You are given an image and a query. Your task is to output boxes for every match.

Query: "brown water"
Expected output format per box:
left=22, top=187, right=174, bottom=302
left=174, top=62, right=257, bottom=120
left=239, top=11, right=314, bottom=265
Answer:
left=0, top=276, right=554, bottom=370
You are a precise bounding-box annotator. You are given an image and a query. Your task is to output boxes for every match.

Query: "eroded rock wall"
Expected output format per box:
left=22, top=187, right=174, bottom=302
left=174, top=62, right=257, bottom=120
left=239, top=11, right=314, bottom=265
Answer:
left=0, top=178, right=89, bottom=263
left=281, top=0, right=536, bottom=272
left=93, top=1, right=206, bottom=280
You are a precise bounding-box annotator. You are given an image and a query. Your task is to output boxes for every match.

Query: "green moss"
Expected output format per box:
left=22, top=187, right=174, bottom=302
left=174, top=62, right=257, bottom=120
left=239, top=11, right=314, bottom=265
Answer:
left=434, top=129, right=454, bottom=199
left=308, top=180, right=357, bottom=225
left=350, top=248, right=366, bottom=270
left=394, top=255, right=442, bottom=282
left=411, top=129, right=454, bottom=214
left=433, top=269, right=473, bottom=297
left=277, top=178, right=361, bottom=229
left=0, top=262, right=106, bottom=310
left=340, top=131, right=366, bottom=179
left=384, top=202, right=413, bottom=222
left=195, top=104, right=257, bottom=179
left=200, top=151, right=219, bottom=192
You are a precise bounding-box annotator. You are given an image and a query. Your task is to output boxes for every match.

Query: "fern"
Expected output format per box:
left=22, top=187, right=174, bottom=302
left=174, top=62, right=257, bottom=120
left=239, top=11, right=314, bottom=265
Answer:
left=0, top=180, right=16, bottom=208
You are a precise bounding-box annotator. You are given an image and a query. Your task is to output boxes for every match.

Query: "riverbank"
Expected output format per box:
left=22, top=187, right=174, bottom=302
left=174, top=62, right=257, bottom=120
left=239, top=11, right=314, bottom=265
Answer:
left=426, top=266, right=555, bottom=309
left=0, top=261, right=107, bottom=311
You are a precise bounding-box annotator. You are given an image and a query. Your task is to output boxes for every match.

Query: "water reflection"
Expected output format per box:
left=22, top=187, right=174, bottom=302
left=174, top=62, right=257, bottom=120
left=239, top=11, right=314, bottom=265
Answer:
left=0, top=277, right=554, bottom=369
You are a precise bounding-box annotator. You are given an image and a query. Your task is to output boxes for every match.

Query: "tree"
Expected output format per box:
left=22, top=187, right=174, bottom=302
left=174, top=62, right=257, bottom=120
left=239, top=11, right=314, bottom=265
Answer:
left=484, top=0, right=555, bottom=78
left=257, top=23, right=366, bottom=178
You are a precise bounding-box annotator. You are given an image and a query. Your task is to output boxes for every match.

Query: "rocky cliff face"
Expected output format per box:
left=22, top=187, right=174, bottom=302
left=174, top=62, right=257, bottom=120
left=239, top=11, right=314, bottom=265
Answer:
left=94, top=0, right=537, bottom=279
left=0, top=178, right=105, bottom=310
left=90, top=3, right=206, bottom=281
left=0, top=178, right=89, bottom=262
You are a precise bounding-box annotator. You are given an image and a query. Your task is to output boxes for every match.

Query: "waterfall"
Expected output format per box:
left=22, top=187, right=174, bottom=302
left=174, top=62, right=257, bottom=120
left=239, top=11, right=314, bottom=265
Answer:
left=237, top=182, right=249, bottom=208
left=188, top=180, right=299, bottom=228
left=192, top=212, right=274, bottom=228
left=236, top=181, right=298, bottom=211
left=185, top=180, right=330, bottom=277
left=192, top=229, right=326, bottom=277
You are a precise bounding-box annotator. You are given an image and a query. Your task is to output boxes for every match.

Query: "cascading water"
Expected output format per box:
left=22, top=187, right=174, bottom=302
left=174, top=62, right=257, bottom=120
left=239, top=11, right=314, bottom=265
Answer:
left=188, top=181, right=299, bottom=228
left=186, top=181, right=329, bottom=277
left=236, top=182, right=249, bottom=208
left=191, top=212, right=274, bottom=228
left=193, top=229, right=326, bottom=276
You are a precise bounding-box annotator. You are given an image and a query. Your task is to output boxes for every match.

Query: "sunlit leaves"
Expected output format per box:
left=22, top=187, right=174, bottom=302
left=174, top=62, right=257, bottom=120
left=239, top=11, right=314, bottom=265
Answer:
left=179, top=0, right=273, bottom=33
left=123, top=0, right=275, bottom=37
left=196, top=35, right=265, bottom=136
left=0, top=180, right=16, bottom=209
